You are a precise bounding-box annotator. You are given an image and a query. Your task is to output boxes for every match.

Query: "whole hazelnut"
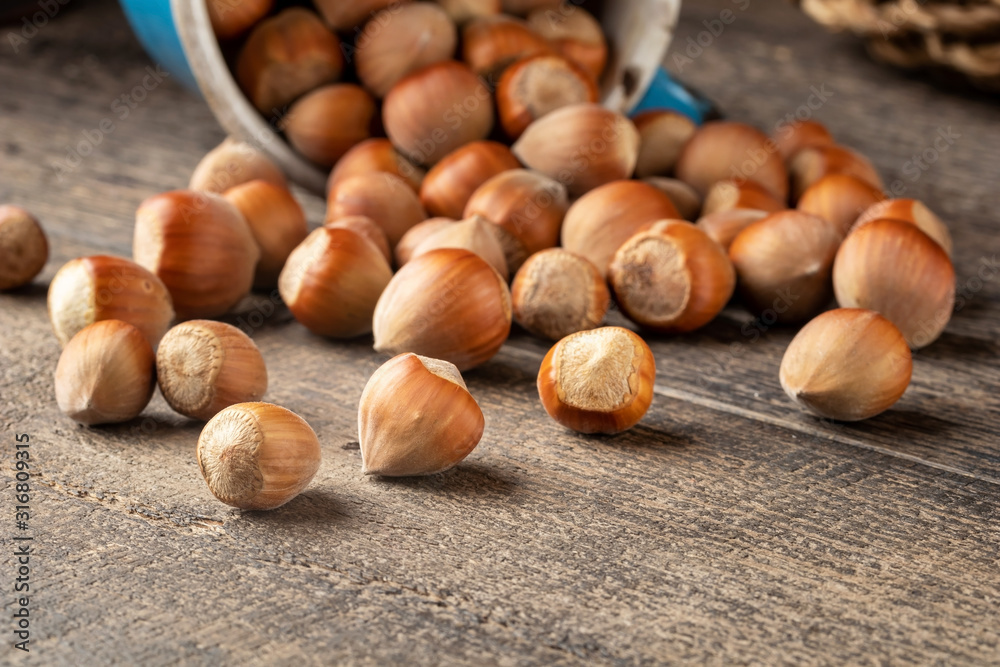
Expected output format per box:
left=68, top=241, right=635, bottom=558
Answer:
left=48, top=255, right=174, bottom=348
left=853, top=198, right=953, bottom=257
left=632, top=110, right=696, bottom=179
left=54, top=320, right=156, bottom=425
left=394, top=217, right=455, bottom=267
left=326, top=172, right=428, bottom=247
left=796, top=173, right=884, bottom=237
left=643, top=177, right=703, bottom=221
left=189, top=138, right=287, bottom=194
left=207, top=0, right=273, bottom=40
left=496, top=54, right=599, bottom=140
left=780, top=308, right=912, bottom=421
left=236, top=8, right=344, bottom=114
left=537, top=327, right=656, bottom=435
left=695, top=209, right=768, bottom=252
left=411, top=216, right=510, bottom=280
left=132, top=191, right=260, bottom=320
left=789, top=145, right=883, bottom=202
left=223, top=180, right=309, bottom=290
left=313, top=0, right=412, bottom=30
left=279, top=227, right=393, bottom=338
left=526, top=5, right=608, bottom=80
left=772, top=119, right=834, bottom=161
left=358, top=353, right=485, bottom=477
left=420, top=141, right=521, bottom=220
left=0, top=205, right=48, bottom=291
left=283, top=84, right=376, bottom=167
left=461, top=14, right=550, bottom=78
left=511, top=248, right=609, bottom=340
left=610, top=220, right=736, bottom=333
left=438, top=0, right=501, bottom=23
left=325, top=215, right=392, bottom=265
left=502, top=0, right=561, bottom=15
left=702, top=179, right=785, bottom=217
left=327, top=138, right=426, bottom=194
left=373, top=248, right=512, bottom=371
left=157, top=320, right=268, bottom=421
left=197, top=402, right=321, bottom=510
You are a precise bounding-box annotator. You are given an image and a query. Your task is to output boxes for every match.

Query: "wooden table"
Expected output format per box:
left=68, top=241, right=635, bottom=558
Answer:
left=1, top=0, right=998, bottom=663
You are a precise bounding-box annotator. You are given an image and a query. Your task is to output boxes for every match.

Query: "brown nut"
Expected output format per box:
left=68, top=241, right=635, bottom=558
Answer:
left=356, top=3, right=458, bottom=97
left=675, top=121, right=789, bottom=202
left=796, top=173, right=884, bottom=238
left=853, top=199, right=953, bottom=257
left=133, top=191, right=260, bottom=320
left=561, top=180, right=679, bottom=278
left=729, top=210, right=842, bottom=324
left=326, top=172, right=428, bottom=247
left=48, top=255, right=174, bottom=348
left=411, top=216, right=509, bottom=280
left=197, top=402, right=321, bottom=510
left=632, top=110, right=696, bottom=179
left=236, top=8, right=344, bottom=114
left=283, top=84, right=376, bottom=167
left=461, top=14, right=550, bottom=78
left=833, top=219, right=955, bottom=349
left=0, top=205, right=48, bottom=291
left=358, top=353, right=485, bottom=477
left=537, top=327, right=656, bottom=435
left=313, top=0, right=412, bottom=30
left=789, top=145, right=884, bottom=202
left=394, top=217, right=455, bottom=267
left=54, top=320, right=156, bottom=425
left=278, top=227, right=393, bottom=338
left=464, top=168, right=569, bottom=271
left=513, top=104, right=640, bottom=197
left=497, top=54, right=599, bottom=140
left=207, top=0, right=273, bottom=40
left=526, top=5, right=607, bottom=80
left=511, top=248, right=609, bottom=340
left=702, top=179, right=785, bottom=217
left=502, top=0, right=562, bottom=17
left=223, top=180, right=309, bottom=290
left=420, top=141, right=521, bottom=219
left=643, top=177, right=702, bottom=221
left=780, top=308, right=912, bottom=421
left=695, top=208, right=768, bottom=252
left=373, top=248, right=512, bottom=371
left=157, top=320, right=268, bottom=421
left=325, top=215, right=392, bottom=265
left=773, top=119, right=834, bottom=161
left=610, top=220, right=736, bottom=333
left=189, top=138, right=287, bottom=194
left=438, top=0, right=501, bottom=23
left=328, top=138, right=426, bottom=194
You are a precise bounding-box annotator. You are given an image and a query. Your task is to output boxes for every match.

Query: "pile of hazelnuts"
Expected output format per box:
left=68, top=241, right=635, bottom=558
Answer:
left=0, top=0, right=956, bottom=511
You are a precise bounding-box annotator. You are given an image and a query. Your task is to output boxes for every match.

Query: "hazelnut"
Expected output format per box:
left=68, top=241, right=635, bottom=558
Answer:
left=325, top=215, right=392, bottom=265
left=358, top=354, right=485, bottom=477
left=373, top=248, right=512, bottom=371
left=383, top=61, right=495, bottom=166
left=853, top=198, right=953, bottom=257
left=355, top=3, right=457, bottom=97
left=157, top=320, right=268, bottom=421
left=695, top=209, right=768, bottom=252
left=420, top=141, right=521, bottom=220
left=773, top=119, right=834, bottom=161
left=610, top=220, right=736, bottom=333
left=283, top=84, right=376, bottom=167
left=464, top=168, right=569, bottom=271
left=526, top=5, right=608, bottom=80
left=502, top=0, right=562, bottom=17
left=326, top=172, right=428, bottom=247
left=702, top=179, right=785, bottom=217
left=0, top=205, right=48, bottom=291
left=189, top=138, right=287, bottom=194
left=729, top=210, right=842, bottom=324
left=313, top=0, right=412, bottom=30
left=496, top=54, right=599, bottom=140
left=643, top=177, right=702, bottom=221
left=833, top=219, right=955, bottom=349
left=796, top=173, right=884, bottom=237
left=561, top=180, right=679, bottom=278
left=675, top=121, right=789, bottom=201
left=48, top=255, right=174, bottom=348
left=236, top=8, right=344, bottom=114
left=632, top=110, right=696, bottom=178
left=789, top=145, right=883, bottom=202
left=537, top=327, right=656, bottom=435
left=278, top=227, right=393, bottom=338
left=197, top=402, right=321, bottom=510
left=511, top=248, right=609, bottom=340
left=512, top=104, right=640, bottom=197
left=207, top=0, right=273, bottom=40
left=328, top=139, right=426, bottom=194
left=411, top=216, right=510, bottom=280
left=461, top=15, right=550, bottom=78
left=132, top=191, right=260, bottom=320
left=438, top=0, right=501, bottom=23
left=54, top=320, right=156, bottom=425
left=394, top=217, right=455, bottom=267
left=780, top=308, right=912, bottom=421
left=223, top=180, right=309, bottom=290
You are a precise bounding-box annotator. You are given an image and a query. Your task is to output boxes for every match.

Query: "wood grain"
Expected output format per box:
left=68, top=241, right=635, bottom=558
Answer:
left=1, top=0, right=998, bottom=665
